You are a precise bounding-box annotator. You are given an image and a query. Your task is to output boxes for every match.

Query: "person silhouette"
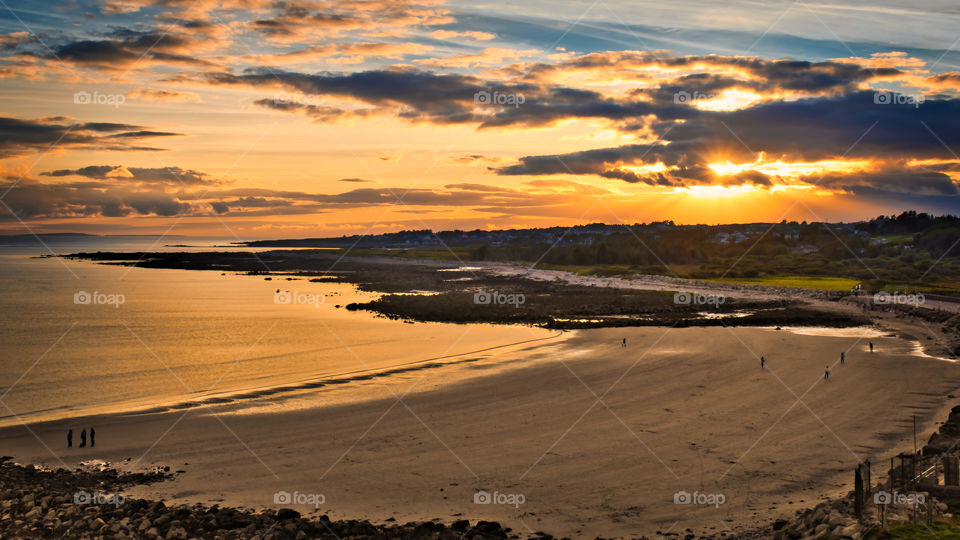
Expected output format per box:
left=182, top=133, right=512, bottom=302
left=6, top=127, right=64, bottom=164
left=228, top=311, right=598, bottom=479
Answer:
left=760, top=356, right=765, bottom=369
left=869, top=342, right=874, bottom=353
left=840, top=351, right=845, bottom=364
left=79, top=428, right=87, bottom=448
left=67, top=429, right=72, bottom=448
left=622, top=338, right=626, bottom=347
left=90, top=427, right=95, bottom=447
left=824, top=365, right=830, bottom=380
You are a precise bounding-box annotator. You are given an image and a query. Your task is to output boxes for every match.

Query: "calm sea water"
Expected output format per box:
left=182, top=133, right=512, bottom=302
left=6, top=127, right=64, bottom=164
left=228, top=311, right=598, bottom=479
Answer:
left=0, top=236, right=548, bottom=427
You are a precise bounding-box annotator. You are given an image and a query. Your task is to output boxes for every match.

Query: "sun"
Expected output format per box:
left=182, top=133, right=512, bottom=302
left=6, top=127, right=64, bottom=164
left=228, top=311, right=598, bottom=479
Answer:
left=707, top=154, right=873, bottom=178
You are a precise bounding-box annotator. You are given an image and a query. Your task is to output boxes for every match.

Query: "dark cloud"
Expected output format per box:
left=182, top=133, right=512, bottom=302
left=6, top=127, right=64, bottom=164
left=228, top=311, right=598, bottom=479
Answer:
left=42, top=165, right=117, bottom=178
left=0, top=177, right=612, bottom=220
left=41, top=165, right=217, bottom=185
left=496, top=142, right=708, bottom=187
left=211, top=68, right=495, bottom=124
left=210, top=67, right=679, bottom=128
left=818, top=168, right=959, bottom=196
left=241, top=0, right=450, bottom=42
left=663, top=91, right=960, bottom=161
left=0, top=116, right=182, bottom=158
left=205, top=54, right=899, bottom=131
left=106, top=130, right=181, bottom=139
left=225, top=196, right=292, bottom=207
left=929, top=72, right=960, bottom=84
left=451, top=154, right=501, bottom=164
left=253, top=98, right=358, bottom=122
left=51, top=30, right=210, bottom=69
left=0, top=182, right=193, bottom=218
left=496, top=91, right=960, bottom=196
left=0, top=32, right=30, bottom=53
left=526, top=52, right=900, bottom=95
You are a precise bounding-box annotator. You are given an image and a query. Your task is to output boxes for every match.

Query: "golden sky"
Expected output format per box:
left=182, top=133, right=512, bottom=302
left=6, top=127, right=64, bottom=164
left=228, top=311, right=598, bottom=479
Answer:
left=0, top=0, right=958, bottom=237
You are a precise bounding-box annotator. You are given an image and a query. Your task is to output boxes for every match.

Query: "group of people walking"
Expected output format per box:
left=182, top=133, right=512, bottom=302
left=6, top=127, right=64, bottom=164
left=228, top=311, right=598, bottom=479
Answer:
left=66, top=428, right=95, bottom=448
left=825, top=342, right=875, bottom=380
left=760, top=342, right=875, bottom=381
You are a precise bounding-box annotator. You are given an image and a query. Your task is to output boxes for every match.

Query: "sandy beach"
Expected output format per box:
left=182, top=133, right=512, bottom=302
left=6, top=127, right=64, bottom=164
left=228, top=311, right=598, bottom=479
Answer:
left=1, top=323, right=957, bottom=538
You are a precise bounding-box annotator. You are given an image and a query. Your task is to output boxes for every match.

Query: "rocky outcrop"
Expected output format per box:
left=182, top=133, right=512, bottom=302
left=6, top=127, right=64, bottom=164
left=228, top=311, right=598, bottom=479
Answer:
left=0, top=457, right=524, bottom=540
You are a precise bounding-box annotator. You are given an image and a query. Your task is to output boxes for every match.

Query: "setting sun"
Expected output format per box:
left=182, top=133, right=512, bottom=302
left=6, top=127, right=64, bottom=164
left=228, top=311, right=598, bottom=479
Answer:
left=708, top=155, right=874, bottom=179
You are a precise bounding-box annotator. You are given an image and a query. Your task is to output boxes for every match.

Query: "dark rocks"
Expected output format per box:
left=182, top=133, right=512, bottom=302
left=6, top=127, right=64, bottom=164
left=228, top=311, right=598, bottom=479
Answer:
left=0, top=458, right=522, bottom=539
left=922, top=405, right=960, bottom=454
left=275, top=508, right=300, bottom=521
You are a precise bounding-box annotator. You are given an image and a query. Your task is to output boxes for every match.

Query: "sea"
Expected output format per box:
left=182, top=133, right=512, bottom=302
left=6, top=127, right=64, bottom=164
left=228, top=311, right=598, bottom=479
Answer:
left=0, top=235, right=552, bottom=427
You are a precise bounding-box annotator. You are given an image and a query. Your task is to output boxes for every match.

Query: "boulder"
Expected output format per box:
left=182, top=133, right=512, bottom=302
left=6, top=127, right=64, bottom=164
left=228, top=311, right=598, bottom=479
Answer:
left=275, top=508, right=300, bottom=521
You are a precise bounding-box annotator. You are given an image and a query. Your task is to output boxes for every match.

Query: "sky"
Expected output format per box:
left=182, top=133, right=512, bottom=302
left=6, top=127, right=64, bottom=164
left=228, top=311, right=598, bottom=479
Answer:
left=0, top=0, right=959, bottom=238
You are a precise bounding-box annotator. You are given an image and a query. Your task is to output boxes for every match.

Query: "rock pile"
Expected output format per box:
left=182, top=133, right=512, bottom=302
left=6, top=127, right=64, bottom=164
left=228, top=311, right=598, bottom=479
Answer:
left=0, top=457, right=521, bottom=540
left=735, top=491, right=950, bottom=540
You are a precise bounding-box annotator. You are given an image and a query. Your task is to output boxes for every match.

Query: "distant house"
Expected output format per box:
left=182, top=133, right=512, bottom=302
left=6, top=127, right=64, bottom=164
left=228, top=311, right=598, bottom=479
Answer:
left=715, top=231, right=748, bottom=244
left=790, top=245, right=819, bottom=255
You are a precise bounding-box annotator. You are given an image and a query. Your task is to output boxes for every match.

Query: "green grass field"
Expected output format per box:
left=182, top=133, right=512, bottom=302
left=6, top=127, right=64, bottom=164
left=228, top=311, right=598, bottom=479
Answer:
left=333, top=252, right=960, bottom=293
left=872, top=234, right=917, bottom=245
left=866, top=522, right=960, bottom=539
left=532, top=263, right=637, bottom=276
left=534, top=265, right=866, bottom=291
left=707, top=276, right=862, bottom=290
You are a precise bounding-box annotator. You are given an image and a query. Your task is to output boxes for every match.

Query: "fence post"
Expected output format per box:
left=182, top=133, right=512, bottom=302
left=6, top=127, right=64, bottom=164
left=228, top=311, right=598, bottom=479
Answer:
left=900, top=454, right=907, bottom=490
left=891, top=457, right=896, bottom=490
left=911, top=454, right=918, bottom=490
left=945, top=455, right=959, bottom=486
left=865, top=459, right=872, bottom=499
left=855, top=465, right=864, bottom=520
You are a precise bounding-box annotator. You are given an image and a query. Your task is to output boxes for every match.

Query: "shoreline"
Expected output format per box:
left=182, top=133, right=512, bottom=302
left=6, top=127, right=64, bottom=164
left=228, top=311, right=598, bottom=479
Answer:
left=5, top=321, right=952, bottom=437
left=62, top=250, right=875, bottom=330
left=2, top=324, right=957, bottom=538
left=60, top=250, right=960, bottom=359
left=0, top=329, right=566, bottom=431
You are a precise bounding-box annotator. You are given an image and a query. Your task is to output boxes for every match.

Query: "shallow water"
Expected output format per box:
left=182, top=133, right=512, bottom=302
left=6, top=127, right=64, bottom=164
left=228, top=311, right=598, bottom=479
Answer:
left=0, top=236, right=553, bottom=427
left=772, top=326, right=887, bottom=338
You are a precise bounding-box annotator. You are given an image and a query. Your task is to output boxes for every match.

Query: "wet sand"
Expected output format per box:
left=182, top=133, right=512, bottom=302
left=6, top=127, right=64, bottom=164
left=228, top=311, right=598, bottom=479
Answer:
left=1, top=325, right=957, bottom=538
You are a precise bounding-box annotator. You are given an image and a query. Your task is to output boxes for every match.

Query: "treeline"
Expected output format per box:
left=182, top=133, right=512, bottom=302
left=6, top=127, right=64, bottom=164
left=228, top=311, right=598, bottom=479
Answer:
left=468, top=213, right=960, bottom=284
left=856, top=211, right=960, bottom=259
left=855, top=211, right=960, bottom=235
